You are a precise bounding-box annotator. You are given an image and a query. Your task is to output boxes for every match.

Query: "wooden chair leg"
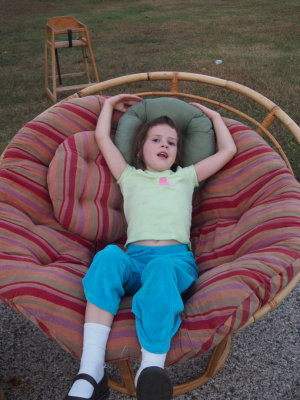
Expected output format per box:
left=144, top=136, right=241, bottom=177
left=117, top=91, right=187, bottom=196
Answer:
left=0, top=386, right=6, bottom=400
left=84, top=31, right=100, bottom=83
left=81, top=46, right=91, bottom=82
left=173, top=335, right=232, bottom=396
left=107, top=335, right=232, bottom=397
left=108, top=359, right=136, bottom=396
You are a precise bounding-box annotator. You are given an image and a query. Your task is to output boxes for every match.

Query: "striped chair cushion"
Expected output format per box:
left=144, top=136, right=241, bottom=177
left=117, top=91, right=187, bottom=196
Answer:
left=0, top=96, right=299, bottom=366
left=47, top=131, right=126, bottom=242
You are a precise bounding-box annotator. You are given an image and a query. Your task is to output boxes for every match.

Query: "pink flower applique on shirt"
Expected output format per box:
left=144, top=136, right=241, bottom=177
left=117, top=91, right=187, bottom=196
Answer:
left=159, top=177, right=170, bottom=186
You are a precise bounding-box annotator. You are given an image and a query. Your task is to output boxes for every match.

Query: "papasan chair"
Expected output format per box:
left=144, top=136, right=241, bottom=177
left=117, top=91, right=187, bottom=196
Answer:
left=0, top=71, right=299, bottom=397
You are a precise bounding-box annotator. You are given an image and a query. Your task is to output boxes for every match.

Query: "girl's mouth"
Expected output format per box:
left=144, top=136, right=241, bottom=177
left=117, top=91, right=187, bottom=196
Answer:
left=157, top=151, right=168, bottom=159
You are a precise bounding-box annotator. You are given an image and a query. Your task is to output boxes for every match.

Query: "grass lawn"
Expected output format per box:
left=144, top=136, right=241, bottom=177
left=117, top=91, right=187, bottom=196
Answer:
left=1, top=0, right=299, bottom=177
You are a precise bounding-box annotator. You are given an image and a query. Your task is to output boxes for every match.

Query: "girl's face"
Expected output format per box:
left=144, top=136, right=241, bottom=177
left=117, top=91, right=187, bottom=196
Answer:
left=142, top=124, right=178, bottom=172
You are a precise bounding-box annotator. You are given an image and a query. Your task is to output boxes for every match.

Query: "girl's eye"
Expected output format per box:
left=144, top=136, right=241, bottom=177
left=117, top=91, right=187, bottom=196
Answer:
left=152, top=138, right=159, bottom=143
left=168, top=141, right=176, bottom=146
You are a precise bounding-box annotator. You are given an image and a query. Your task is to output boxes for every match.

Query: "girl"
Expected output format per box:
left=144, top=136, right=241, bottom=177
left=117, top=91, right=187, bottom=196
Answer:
left=66, top=94, right=237, bottom=400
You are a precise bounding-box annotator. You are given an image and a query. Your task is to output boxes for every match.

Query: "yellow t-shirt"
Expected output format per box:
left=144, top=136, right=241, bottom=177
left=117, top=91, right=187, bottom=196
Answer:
left=117, top=165, right=199, bottom=247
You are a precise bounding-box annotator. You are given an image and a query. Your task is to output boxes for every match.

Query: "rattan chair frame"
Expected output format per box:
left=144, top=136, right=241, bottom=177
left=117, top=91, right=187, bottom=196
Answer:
left=2, top=71, right=299, bottom=397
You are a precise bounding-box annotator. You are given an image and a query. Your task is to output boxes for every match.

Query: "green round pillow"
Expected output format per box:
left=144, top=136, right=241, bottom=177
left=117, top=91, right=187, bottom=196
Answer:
left=115, top=97, right=215, bottom=167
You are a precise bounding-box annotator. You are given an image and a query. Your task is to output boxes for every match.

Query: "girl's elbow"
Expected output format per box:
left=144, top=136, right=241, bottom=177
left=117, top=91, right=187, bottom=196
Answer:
left=226, top=145, right=237, bottom=161
left=230, top=145, right=237, bottom=159
left=231, top=143, right=237, bottom=154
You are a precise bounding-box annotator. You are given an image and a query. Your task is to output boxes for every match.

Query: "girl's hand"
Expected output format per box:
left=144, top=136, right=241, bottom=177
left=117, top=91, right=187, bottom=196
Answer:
left=106, top=94, right=143, bottom=112
left=189, top=102, right=220, bottom=120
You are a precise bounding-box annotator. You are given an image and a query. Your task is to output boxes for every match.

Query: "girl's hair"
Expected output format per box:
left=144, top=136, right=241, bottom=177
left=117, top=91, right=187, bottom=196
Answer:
left=131, top=116, right=183, bottom=171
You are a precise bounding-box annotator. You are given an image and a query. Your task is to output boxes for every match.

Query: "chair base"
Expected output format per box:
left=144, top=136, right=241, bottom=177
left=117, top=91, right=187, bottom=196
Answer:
left=108, top=335, right=232, bottom=397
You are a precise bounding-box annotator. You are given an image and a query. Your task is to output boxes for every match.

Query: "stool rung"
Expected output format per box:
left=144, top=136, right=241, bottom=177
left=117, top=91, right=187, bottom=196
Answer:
left=50, top=72, right=87, bottom=79
left=56, top=83, right=95, bottom=93
left=52, top=39, right=87, bottom=48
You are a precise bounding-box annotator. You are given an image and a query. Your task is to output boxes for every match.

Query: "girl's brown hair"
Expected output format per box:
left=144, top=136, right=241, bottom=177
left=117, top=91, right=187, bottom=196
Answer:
left=131, top=116, right=183, bottom=171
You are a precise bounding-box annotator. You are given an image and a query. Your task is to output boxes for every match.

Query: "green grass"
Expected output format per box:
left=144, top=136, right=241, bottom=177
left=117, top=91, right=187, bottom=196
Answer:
left=1, top=0, right=299, bottom=178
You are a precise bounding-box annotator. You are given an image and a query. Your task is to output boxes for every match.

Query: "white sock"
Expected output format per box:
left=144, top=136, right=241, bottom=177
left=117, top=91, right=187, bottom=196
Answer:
left=68, top=322, right=111, bottom=398
left=134, top=348, right=167, bottom=387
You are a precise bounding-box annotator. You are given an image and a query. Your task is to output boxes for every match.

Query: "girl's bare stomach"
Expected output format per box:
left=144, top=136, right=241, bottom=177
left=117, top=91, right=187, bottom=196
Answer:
left=132, top=239, right=181, bottom=247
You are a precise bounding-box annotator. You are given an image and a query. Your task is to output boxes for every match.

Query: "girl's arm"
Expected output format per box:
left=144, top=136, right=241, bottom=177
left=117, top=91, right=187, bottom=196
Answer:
left=95, top=94, right=142, bottom=180
left=190, top=103, right=237, bottom=182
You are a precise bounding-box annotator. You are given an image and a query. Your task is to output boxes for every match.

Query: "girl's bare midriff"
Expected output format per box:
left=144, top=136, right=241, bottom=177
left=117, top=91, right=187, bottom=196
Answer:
left=132, top=239, right=181, bottom=247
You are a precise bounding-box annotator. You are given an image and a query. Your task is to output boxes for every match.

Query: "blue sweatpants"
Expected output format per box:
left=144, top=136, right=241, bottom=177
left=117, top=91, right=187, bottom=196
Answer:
left=83, top=244, right=199, bottom=354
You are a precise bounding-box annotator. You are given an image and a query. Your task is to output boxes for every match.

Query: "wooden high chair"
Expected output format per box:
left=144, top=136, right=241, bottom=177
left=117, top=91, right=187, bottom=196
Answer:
left=45, top=16, right=100, bottom=102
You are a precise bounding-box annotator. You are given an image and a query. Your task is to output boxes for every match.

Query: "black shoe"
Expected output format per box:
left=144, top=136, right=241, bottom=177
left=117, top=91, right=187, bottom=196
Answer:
left=136, top=367, right=173, bottom=400
left=65, top=372, right=109, bottom=400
